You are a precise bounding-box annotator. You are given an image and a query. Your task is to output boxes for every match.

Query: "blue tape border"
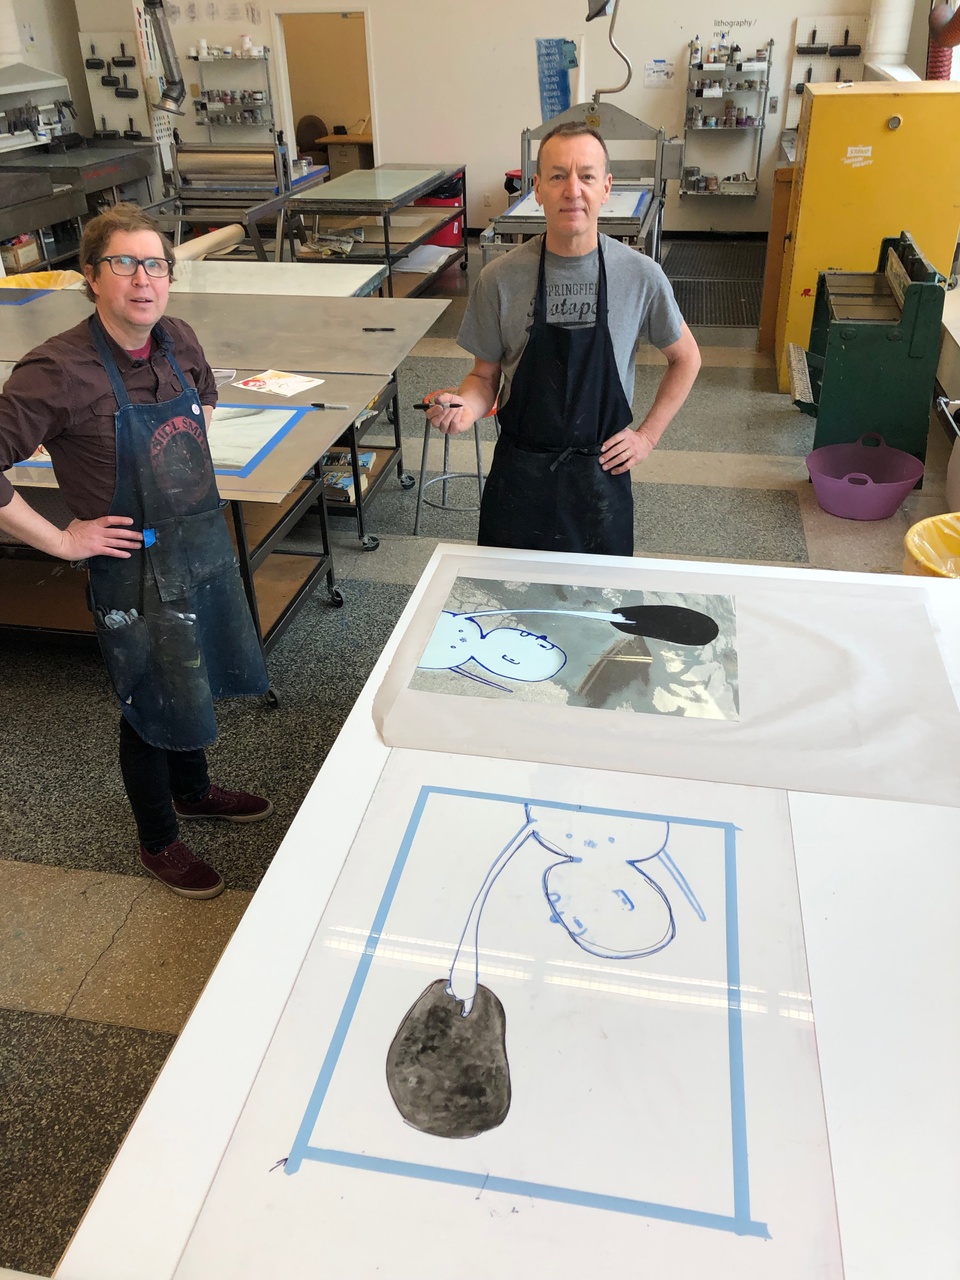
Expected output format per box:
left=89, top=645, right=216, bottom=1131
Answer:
left=284, top=786, right=769, bottom=1239
left=0, top=288, right=54, bottom=306
left=204, top=401, right=312, bottom=477
left=13, top=401, right=312, bottom=480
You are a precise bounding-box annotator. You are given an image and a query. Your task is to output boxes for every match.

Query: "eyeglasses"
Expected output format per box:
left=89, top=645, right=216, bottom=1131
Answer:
left=96, top=254, right=173, bottom=278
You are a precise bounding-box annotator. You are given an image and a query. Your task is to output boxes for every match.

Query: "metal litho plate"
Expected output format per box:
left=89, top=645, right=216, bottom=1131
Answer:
left=0, top=290, right=447, bottom=374
left=409, top=576, right=739, bottom=719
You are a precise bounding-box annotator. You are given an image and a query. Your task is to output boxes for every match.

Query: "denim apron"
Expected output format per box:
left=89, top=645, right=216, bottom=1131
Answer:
left=86, top=315, right=268, bottom=751
left=478, top=235, right=635, bottom=556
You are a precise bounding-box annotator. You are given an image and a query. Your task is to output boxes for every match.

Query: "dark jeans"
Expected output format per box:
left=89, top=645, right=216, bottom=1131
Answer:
left=118, top=716, right=210, bottom=851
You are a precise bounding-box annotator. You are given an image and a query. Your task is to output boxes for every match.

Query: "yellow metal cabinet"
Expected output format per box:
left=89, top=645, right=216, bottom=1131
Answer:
left=774, top=82, right=960, bottom=391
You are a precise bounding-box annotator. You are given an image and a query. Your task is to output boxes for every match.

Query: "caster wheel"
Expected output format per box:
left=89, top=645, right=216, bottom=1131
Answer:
left=264, top=688, right=280, bottom=709
left=360, top=534, right=380, bottom=552
left=459, top=259, right=468, bottom=271
left=330, top=587, right=345, bottom=607
left=399, top=472, right=416, bottom=490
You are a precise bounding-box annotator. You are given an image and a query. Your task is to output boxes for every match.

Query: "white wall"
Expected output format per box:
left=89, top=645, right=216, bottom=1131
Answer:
left=15, top=0, right=91, bottom=134
left=71, top=0, right=898, bottom=233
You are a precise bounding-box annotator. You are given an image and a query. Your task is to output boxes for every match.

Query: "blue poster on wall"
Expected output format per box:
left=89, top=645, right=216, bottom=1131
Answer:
left=536, top=38, right=578, bottom=123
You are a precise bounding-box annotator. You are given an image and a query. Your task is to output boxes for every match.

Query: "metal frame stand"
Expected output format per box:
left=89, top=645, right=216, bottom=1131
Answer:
left=414, top=420, right=486, bottom=536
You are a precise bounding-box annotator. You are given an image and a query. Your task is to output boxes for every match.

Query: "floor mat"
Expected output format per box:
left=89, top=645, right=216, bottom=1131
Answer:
left=663, top=239, right=767, bottom=327
left=663, top=239, right=767, bottom=280
left=670, top=278, right=764, bottom=328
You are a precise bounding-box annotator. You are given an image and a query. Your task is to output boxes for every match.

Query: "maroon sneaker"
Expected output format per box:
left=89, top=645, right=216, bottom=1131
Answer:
left=140, top=839, right=225, bottom=899
left=173, top=783, right=273, bottom=824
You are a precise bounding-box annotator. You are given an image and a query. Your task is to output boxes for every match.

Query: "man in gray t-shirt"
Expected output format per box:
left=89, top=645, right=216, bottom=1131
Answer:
left=458, top=232, right=685, bottom=411
left=426, top=122, right=700, bottom=556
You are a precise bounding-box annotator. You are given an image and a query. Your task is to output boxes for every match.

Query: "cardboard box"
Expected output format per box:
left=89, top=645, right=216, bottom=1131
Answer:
left=1, top=235, right=41, bottom=273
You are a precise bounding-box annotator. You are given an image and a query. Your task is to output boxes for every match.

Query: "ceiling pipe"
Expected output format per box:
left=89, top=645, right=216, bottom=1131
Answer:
left=928, top=2, right=960, bottom=77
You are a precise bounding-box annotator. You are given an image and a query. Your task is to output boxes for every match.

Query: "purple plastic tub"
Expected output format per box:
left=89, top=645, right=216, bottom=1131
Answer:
left=806, top=432, right=924, bottom=521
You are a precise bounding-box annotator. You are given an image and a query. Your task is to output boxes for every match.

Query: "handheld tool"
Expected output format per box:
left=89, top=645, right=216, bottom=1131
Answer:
left=115, top=74, right=139, bottom=100
left=796, top=27, right=828, bottom=55
left=795, top=65, right=813, bottom=94
left=100, top=62, right=120, bottom=88
left=123, top=116, right=143, bottom=140
left=84, top=43, right=105, bottom=70
left=829, top=28, right=862, bottom=57
left=94, top=114, right=121, bottom=140
left=113, top=42, right=137, bottom=68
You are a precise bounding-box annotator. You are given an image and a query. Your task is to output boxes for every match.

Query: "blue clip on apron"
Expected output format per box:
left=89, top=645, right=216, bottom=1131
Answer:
left=86, top=315, right=268, bottom=751
left=478, top=234, right=635, bottom=557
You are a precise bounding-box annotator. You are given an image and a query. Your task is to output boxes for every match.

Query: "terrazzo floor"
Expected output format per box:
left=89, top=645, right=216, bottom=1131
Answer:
left=0, top=238, right=953, bottom=1277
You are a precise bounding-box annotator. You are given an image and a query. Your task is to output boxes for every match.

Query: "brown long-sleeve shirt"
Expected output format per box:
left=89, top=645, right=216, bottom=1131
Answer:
left=0, top=314, right=217, bottom=519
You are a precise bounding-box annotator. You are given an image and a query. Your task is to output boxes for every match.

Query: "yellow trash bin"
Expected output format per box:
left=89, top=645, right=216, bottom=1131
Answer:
left=903, top=512, right=960, bottom=577
left=0, top=270, right=83, bottom=290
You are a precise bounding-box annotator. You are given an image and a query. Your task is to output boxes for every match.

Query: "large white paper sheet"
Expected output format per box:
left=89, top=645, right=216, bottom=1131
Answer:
left=174, top=752, right=840, bottom=1280
left=373, top=551, right=960, bottom=807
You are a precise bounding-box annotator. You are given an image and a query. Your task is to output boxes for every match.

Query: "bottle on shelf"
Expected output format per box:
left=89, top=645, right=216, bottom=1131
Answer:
left=691, top=34, right=702, bottom=64
left=719, top=33, right=728, bottom=63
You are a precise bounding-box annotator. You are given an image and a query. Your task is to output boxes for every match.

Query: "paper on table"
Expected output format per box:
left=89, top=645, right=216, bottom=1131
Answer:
left=233, top=370, right=324, bottom=397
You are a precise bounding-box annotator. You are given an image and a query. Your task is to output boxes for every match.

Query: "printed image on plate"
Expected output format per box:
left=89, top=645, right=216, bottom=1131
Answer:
left=410, top=577, right=739, bottom=719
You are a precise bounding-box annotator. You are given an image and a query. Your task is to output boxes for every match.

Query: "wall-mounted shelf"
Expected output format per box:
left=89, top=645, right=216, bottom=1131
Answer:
left=681, top=38, right=774, bottom=198
left=192, top=48, right=274, bottom=142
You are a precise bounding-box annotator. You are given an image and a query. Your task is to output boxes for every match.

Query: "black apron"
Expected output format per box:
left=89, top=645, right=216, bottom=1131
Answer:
left=478, top=235, right=635, bottom=556
left=86, top=315, right=268, bottom=751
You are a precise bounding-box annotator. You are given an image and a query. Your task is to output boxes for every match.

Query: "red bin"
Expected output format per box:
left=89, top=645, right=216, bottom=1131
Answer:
left=413, top=194, right=463, bottom=248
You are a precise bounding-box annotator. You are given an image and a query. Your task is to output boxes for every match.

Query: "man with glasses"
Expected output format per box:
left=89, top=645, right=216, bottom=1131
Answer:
left=0, top=203, right=272, bottom=899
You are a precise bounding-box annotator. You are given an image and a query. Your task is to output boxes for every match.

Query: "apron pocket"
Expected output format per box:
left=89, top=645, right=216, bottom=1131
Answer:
left=147, top=503, right=238, bottom=603
left=94, top=612, right=151, bottom=705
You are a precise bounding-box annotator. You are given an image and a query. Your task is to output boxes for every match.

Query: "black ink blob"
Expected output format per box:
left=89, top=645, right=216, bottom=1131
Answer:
left=386, top=979, right=511, bottom=1139
left=611, top=605, right=720, bottom=646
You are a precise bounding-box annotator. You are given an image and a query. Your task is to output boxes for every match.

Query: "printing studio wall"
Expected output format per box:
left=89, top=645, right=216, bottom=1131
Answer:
left=73, top=0, right=926, bottom=232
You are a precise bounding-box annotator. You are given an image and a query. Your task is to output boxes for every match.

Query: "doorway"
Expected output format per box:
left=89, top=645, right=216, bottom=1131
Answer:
left=279, top=11, right=373, bottom=173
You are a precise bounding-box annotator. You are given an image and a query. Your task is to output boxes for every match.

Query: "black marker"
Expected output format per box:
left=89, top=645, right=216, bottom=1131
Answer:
left=413, top=401, right=463, bottom=411
left=363, top=326, right=396, bottom=332
left=311, top=401, right=350, bottom=410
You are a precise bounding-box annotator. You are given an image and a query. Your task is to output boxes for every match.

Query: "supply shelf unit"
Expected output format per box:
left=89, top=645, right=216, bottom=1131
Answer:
left=681, top=38, right=774, bottom=197
left=274, top=163, right=467, bottom=297
left=192, top=50, right=274, bottom=141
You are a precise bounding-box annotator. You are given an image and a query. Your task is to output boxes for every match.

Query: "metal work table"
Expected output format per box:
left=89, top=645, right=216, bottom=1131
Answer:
left=0, top=142, right=159, bottom=196
left=170, top=259, right=387, bottom=296
left=256, top=163, right=467, bottom=296
left=0, top=288, right=445, bottom=650
left=62, top=259, right=389, bottom=298
left=0, top=289, right=446, bottom=376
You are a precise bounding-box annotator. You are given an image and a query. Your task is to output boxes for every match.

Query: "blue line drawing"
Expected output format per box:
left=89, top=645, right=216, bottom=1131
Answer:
left=445, top=805, right=704, bottom=1019
left=417, top=604, right=719, bottom=693
left=418, top=612, right=567, bottom=691
left=285, top=787, right=766, bottom=1239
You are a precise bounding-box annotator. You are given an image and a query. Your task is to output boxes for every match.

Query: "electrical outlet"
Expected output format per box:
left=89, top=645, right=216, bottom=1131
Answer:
left=483, top=192, right=492, bottom=207
left=769, top=95, right=779, bottom=113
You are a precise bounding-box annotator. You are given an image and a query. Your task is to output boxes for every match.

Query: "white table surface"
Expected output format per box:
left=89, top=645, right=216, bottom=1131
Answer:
left=55, top=549, right=960, bottom=1280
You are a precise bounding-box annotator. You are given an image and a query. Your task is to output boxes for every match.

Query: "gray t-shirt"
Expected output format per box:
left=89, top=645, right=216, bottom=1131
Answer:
left=457, top=234, right=684, bottom=409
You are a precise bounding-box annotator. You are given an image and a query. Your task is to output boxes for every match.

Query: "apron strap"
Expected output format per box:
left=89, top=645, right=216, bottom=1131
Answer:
left=89, top=316, right=197, bottom=410
left=88, top=314, right=132, bottom=408
left=533, top=234, right=548, bottom=324
left=152, top=321, right=195, bottom=396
